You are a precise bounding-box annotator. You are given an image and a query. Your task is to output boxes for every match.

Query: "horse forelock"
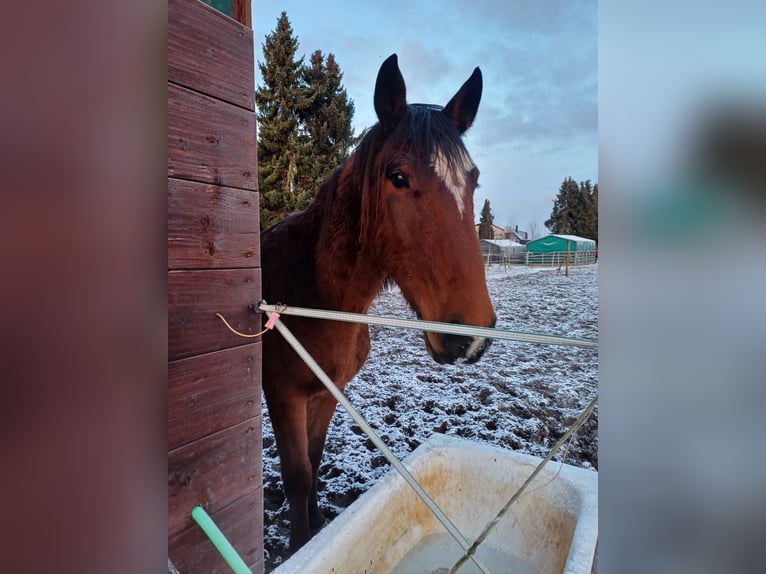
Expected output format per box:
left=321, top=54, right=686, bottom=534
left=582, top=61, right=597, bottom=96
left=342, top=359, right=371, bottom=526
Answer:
left=408, top=105, right=475, bottom=219
left=350, top=105, right=475, bottom=247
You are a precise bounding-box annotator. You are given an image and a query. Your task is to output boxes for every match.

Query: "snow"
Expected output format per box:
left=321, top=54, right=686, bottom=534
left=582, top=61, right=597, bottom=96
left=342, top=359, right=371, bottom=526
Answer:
left=480, top=239, right=524, bottom=248
left=551, top=234, right=591, bottom=242
left=262, top=264, right=598, bottom=571
left=548, top=234, right=597, bottom=247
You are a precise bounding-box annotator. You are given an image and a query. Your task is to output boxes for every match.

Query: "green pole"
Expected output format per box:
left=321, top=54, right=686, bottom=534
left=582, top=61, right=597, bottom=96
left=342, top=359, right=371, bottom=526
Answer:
left=191, top=506, right=252, bottom=574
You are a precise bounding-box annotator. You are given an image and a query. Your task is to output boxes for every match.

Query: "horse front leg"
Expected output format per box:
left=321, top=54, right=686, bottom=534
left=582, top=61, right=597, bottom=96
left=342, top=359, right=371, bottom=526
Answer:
left=265, top=392, right=313, bottom=552
left=306, top=389, right=339, bottom=531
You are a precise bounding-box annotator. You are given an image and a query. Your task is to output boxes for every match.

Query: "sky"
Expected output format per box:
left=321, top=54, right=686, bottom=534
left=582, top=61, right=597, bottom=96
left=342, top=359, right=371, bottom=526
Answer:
left=250, top=1, right=597, bottom=234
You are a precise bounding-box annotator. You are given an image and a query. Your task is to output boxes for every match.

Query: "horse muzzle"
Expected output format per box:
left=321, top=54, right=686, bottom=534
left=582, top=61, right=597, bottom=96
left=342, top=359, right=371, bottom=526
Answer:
left=423, top=324, right=494, bottom=365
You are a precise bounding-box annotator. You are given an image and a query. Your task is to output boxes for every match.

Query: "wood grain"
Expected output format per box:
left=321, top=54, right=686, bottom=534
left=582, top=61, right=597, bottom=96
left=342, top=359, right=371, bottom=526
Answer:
left=232, top=0, right=252, bottom=27
left=168, top=344, right=261, bottom=451
left=168, top=416, right=262, bottom=538
left=169, top=487, right=263, bottom=574
left=168, top=1, right=262, bottom=570
left=168, top=268, right=261, bottom=361
left=168, top=0, right=254, bottom=110
left=168, top=178, right=259, bottom=270
left=168, top=83, right=258, bottom=191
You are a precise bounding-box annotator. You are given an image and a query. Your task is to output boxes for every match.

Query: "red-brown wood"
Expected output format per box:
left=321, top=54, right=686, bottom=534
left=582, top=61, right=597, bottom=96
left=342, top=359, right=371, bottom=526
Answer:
left=168, top=416, right=262, bottom=538
left=168, top=177, right=260, bottom=270
left=168, top=0, right=254, bottom=110
left=169, top=487, right=263, bottom=574
left=168, top=268, right=261, bottom=361
left=168, top=0, right=262, bottom=570
left=232, top=0, right=252, bottom=27
left=168, top=344, right=261, bottom=451
left=168, top=82, right=258, bottom=191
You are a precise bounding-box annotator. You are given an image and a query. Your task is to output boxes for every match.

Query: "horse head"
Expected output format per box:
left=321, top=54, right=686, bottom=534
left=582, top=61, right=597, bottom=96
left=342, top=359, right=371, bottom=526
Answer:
left=361, top=54, right=496, bottom=364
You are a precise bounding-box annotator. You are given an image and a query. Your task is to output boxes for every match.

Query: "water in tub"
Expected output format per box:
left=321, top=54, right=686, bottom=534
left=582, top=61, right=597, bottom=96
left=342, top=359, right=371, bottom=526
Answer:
left=389, top=533, right=543, bottom=574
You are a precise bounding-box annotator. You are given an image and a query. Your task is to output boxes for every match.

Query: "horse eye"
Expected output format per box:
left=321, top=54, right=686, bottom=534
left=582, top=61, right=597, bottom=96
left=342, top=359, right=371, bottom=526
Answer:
left=390, top=172, right=409, bottom=189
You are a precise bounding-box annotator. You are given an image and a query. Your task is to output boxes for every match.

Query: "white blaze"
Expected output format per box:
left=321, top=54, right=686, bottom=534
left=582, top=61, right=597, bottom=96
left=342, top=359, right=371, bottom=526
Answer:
left=432, top=149, right=473, bottom=218
left=466, top=336, right=487, bottom=359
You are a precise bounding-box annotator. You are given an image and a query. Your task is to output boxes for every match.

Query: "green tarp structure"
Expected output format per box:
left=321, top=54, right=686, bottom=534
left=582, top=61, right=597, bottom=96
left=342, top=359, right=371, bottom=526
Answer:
left=525, top=234, right=596, bottom=266
left=526, top=234, right=596, bottom=253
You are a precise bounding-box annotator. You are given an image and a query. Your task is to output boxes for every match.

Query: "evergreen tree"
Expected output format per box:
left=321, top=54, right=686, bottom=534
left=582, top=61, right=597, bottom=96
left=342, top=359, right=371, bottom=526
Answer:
left=294, top=50, right=357, bottom=209
left=255, top=12, right=306, bottom=230
left=478, top=199, right=495, bottom=239
left=255, top=15, right=357, bottom=230
left=577, top=180, right=598, bottom=242
left=544, top=177, right=598, bottom=239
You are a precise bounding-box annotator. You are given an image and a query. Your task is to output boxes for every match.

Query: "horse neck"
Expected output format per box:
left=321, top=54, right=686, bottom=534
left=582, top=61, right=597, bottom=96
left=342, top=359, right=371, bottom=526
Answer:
left=313, top=170, right=385, bottom=314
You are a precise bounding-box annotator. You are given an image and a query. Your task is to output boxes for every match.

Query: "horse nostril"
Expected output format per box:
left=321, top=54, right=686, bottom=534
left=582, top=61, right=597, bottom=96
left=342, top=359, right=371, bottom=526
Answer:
left=442, top=333, right=473, bottom=360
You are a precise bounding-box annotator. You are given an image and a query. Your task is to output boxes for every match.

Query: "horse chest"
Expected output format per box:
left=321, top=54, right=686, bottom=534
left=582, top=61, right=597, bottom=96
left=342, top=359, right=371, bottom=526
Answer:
left=319, top=323, right=371, bottom=385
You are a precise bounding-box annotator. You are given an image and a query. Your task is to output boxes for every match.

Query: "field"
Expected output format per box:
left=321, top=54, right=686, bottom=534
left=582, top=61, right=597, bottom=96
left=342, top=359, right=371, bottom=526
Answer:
left=262, top=264, right=599, bottom=570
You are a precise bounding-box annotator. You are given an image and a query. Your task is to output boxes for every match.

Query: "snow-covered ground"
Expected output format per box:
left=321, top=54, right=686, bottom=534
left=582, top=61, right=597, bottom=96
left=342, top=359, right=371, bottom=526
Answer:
left=262, top=264, right=598, bottom=571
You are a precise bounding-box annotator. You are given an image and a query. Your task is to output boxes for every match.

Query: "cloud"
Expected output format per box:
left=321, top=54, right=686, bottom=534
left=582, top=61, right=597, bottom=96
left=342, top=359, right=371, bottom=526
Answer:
left=455, top=0, right=595, bottom=36
left=472, top=84, right=596, bottom=156
left=399, top=41, right=455, bottom=99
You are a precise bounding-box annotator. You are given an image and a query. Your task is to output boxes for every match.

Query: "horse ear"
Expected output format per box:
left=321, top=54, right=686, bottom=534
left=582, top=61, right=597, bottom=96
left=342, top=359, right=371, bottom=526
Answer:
left=374, top=54, right=407, bottom=128
left=442, top=67, right=482, bottom=134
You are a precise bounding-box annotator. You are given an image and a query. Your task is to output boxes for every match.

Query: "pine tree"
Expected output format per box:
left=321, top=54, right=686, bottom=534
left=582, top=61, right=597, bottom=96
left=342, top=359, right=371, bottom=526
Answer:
left=294, top=50, right=357, bottom=209
left=544, top=177, right=598, bottom=240
left=577, top=180, right=598, bottom=241
left=478, top=199, right=494, bottom=239
left=255, top=15, right=357, bottom=230
left=546, top=177, right=579, bottom=236
left=255, top=12, right=306, bottom=230
left=578, top=180, right=598, bottom=241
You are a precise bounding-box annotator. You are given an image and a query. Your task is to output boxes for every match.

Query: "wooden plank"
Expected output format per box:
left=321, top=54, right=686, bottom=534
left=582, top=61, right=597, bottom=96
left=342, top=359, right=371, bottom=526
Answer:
left=168, top=0, right=254, bottom=110
left=168, top=83, right=258, bottom=191
left=232, top=0, right=251, bottom=27
left=168, top=178, right=260, bottom=270
left=168, top=416, right=262, bottom=538
left=169, top=488, right=263, bottom=574
left=168, top=344, right=261, bottom=451
left=168, top=268, right=261, bottom=361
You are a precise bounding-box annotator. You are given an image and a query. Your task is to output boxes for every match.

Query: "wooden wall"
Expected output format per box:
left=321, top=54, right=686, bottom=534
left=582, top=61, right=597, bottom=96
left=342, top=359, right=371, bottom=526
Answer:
left=168, top=0, right=262, bottom=571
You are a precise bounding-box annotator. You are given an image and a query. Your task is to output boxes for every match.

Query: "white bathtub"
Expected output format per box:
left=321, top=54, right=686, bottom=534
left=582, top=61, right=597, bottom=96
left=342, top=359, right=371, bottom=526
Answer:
left=273, top=433, right=597, bottom=574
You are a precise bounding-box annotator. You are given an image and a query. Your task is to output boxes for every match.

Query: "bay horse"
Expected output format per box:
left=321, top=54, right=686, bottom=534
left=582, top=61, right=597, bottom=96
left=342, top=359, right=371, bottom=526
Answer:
left=260, top=53, right=496, bottom=551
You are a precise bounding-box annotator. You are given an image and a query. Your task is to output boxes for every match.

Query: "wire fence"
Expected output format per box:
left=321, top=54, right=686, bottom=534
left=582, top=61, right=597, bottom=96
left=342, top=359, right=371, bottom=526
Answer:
left=482, top=251, right=527, bottom=267
left=481, top=250, right=597, bottom=268
left=526, top=250, right=597, bottom=266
